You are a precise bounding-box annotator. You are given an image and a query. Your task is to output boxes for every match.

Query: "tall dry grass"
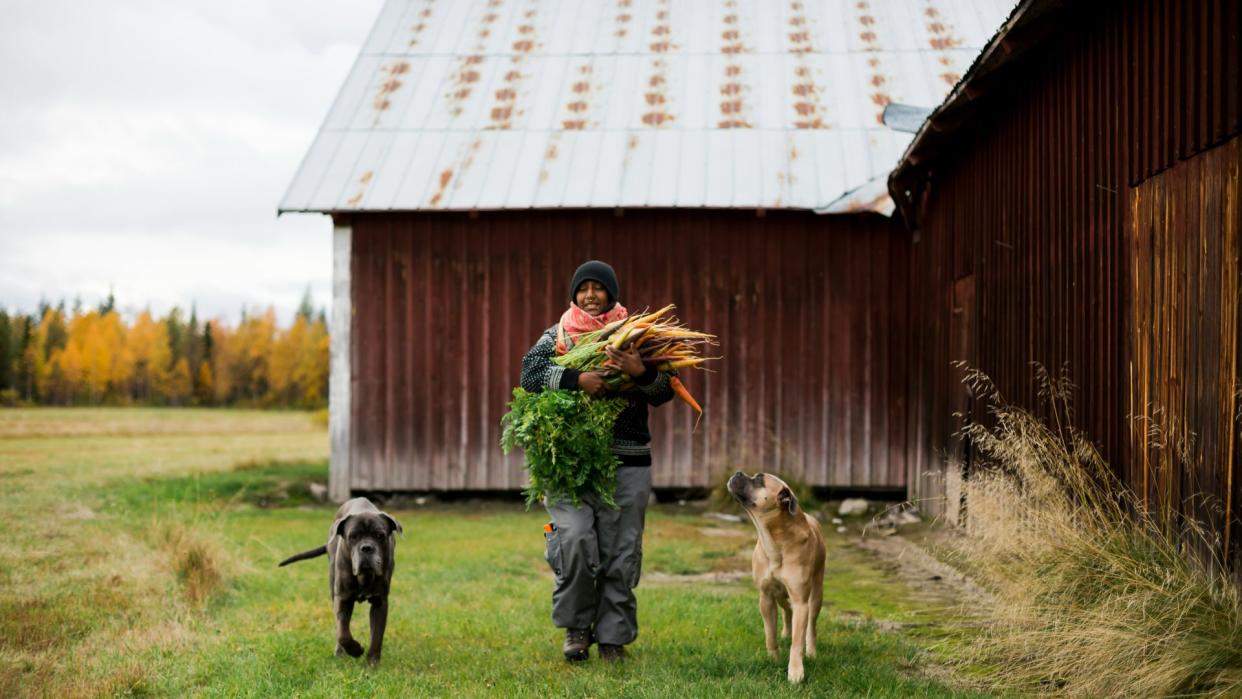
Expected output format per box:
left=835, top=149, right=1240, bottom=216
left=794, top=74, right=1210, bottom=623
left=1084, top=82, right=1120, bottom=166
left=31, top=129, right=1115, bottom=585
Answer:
left=952, top=364, right=1242, bottom=697
left=151, top=517, right=231, bottom=607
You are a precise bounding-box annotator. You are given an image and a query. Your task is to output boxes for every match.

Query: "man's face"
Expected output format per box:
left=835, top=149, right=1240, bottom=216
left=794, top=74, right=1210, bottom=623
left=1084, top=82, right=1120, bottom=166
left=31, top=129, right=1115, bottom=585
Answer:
left=575, top=280, right=609, bottom=317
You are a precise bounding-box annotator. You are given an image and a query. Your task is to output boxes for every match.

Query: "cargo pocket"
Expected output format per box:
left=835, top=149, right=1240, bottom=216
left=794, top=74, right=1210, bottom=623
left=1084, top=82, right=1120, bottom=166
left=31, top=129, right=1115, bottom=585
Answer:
left=626, top=535, right=644, bottom=589
left=543, top=523, right=563, bottom=578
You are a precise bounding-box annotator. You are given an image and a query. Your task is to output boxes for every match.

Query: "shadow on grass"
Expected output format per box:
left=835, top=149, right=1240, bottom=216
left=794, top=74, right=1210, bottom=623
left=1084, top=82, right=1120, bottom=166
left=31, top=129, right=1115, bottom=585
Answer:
left=110, top=459, right=328, bottom=511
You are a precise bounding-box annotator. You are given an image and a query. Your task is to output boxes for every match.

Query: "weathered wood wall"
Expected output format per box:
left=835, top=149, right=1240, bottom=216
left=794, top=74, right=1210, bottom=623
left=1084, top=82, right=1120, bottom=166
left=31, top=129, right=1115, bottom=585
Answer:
left=903, top=0, right=1241, bottom=570
left=345, top=209, right=910, bottom=492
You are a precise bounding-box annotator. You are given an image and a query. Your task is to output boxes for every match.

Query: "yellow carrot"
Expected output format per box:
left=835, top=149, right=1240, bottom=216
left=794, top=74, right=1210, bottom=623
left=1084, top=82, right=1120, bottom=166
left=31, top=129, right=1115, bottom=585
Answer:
left=666, top=357, right=710, bottom=369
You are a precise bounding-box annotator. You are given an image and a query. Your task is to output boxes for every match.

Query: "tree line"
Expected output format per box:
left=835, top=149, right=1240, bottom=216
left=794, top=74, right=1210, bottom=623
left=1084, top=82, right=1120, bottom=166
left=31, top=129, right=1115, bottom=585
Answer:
left=0, top=293, right=329, bottom=409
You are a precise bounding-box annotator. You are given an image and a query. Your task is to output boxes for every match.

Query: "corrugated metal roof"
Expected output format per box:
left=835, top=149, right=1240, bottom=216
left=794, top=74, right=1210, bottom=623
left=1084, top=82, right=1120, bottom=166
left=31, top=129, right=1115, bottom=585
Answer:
left=280, top=0, right=1015, bottom=214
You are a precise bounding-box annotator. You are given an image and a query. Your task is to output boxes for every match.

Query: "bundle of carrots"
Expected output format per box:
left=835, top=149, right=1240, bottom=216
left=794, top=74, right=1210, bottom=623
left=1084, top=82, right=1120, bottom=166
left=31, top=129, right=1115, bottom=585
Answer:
left=553, top=304, right=717, bottom=425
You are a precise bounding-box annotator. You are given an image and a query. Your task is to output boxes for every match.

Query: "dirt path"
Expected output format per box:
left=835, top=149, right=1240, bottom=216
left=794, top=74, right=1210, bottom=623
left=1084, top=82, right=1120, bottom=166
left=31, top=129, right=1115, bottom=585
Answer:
left=854, top=529, right=992, bottom=610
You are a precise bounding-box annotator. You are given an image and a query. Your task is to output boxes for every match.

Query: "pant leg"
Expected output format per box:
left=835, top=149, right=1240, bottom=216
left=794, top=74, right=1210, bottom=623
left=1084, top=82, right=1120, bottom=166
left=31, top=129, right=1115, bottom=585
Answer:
left=545, top=495, right=600, bottom=630
left=592, top=466, right=652, bottom=645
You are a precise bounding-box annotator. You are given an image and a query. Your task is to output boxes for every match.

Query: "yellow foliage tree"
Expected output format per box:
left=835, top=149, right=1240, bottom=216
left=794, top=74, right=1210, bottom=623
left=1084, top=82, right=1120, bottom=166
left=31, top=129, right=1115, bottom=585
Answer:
left=99, top=311, right=129, bottom=403
left=125, top=311, right=171, bottom=403
left=32, top=307, right=64, bottom=401
left=194, top=360, right=214, bottom=406
left=230, top=308, right=275, bottom=405
left=12, top=301, right=328, bottom=409
left=267, top=314, right=303, bottom=406
left=295, top=317, right=330, bottom=407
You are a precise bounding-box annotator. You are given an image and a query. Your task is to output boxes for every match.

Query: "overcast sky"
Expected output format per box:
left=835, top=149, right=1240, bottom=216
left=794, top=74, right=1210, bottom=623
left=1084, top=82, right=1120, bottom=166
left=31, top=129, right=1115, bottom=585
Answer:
left=0, top=0, right=383, bottom=323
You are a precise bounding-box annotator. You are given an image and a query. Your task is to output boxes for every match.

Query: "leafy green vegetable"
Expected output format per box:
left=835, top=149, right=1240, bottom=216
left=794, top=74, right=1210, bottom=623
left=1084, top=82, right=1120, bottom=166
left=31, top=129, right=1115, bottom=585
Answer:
left=500, top=388, right=626, bottom=509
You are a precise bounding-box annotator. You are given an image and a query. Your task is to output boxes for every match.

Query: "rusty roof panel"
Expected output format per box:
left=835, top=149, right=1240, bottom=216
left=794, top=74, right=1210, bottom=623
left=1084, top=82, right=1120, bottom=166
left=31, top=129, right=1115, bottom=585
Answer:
left=281, top=0, right=1014, bottom=214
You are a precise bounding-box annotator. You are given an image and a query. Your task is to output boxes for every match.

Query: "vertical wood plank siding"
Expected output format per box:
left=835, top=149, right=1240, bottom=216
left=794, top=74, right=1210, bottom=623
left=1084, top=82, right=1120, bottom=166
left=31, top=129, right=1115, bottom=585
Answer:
left=1130, top=137, right=1241, bottom=567
left=905, top=0, right=1241, bottom=571
left=349, top=210, right=909, bottom=492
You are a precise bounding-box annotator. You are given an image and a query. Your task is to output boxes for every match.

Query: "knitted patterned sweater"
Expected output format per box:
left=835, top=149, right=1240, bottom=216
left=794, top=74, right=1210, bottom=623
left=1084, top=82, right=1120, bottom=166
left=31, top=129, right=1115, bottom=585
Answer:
left=520, top=324, right=675, bottom=466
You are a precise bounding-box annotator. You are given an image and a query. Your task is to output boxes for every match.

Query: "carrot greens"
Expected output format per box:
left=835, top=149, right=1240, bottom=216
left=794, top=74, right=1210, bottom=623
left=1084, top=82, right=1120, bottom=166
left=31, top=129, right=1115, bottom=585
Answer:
left=501, top=388, right=626, bottom=509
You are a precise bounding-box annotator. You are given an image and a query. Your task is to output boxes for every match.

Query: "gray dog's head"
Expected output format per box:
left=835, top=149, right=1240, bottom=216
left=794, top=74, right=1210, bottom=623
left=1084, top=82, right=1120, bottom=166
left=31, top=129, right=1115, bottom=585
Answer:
left=334, top=511, right=402, bottom=582
left=727, top=471, right=798, bottom=517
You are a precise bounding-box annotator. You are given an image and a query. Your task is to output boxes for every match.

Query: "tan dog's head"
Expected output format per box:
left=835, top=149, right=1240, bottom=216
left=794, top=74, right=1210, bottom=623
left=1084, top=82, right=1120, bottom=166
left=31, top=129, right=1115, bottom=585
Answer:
left=727, top=471, right=798, bottom=516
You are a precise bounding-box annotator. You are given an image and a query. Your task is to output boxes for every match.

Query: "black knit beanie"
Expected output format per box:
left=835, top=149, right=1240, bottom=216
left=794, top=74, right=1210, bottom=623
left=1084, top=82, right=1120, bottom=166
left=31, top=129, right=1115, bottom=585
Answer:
left=569, top=260, right=620, bottom=308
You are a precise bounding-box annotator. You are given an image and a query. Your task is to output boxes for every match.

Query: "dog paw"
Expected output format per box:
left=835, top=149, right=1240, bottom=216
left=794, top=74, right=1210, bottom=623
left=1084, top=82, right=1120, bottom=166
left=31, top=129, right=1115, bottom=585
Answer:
left=767, top=647, right=779, bottom=660
left=366, top=653, right=382, bottom=668
left=788, top=665, right=805, bottom=684
left=337, top=639, right=364, bottom=658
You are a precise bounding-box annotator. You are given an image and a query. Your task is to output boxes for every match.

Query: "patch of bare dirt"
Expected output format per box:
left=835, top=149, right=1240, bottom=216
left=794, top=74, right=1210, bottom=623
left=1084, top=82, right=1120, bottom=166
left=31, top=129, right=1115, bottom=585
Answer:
left=696, top=526, right=748, bottom=538
left=641, top=571, right=749, bottom=585
left=854, top=530, right=992, bottom=609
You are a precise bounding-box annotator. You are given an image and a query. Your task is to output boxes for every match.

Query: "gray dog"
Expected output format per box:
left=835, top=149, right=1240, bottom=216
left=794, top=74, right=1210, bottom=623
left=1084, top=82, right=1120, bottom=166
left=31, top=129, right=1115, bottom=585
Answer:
left=279, top=497, right=403, bottom=666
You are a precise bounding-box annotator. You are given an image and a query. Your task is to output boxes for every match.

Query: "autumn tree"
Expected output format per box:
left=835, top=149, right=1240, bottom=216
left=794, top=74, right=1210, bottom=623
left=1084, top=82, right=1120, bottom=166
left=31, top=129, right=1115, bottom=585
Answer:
left=125, top=310, right=171, bottom=403
left=3, top=297, right=329, bottom=409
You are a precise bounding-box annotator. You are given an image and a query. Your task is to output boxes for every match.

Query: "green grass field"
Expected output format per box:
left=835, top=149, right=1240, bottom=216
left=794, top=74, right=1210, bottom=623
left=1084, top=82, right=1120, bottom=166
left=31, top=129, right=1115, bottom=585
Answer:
left=0, top=408, right=985, bottom=697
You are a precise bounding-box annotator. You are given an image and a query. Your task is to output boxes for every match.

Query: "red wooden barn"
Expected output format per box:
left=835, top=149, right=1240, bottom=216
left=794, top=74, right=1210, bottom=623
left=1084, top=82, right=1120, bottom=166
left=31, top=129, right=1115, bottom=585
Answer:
left=279, top=0, right=1014, bottom=501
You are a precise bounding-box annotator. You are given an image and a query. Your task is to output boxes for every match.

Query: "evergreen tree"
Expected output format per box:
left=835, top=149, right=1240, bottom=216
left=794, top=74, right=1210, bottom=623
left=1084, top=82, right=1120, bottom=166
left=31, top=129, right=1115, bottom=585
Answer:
left=166, top=307, right=185, bottom=366
left=97, top=290, right=116, bottom=316
left=15, top=315, right=37, bottom=401
left=0, top=310, right=13, bottom=391
left=43, top=304, right=68, bottom=360
left=183, top=306, right=203, bottom=371
left=296, top=288, right=315, bottom=322
left=194, top=320, right=215, bottom=405
left=202, top=321, right=214, bottom=357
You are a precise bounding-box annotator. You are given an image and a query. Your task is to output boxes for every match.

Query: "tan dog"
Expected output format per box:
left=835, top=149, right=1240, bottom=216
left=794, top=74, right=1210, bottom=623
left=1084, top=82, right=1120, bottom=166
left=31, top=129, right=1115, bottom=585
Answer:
left=727, top=471, right=826, bottom=683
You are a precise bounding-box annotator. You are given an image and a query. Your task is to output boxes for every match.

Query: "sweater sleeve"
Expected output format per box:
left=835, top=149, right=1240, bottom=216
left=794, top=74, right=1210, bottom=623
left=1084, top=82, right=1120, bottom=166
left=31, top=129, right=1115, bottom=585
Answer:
left=634, top=365, right=676, bottom=406
left=520, top=326, right=580, bottom=392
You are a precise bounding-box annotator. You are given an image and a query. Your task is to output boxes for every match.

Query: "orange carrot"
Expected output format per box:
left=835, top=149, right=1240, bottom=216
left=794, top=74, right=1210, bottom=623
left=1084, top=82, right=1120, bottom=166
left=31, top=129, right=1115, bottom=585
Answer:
left=668, top=376, right=703, bottom=431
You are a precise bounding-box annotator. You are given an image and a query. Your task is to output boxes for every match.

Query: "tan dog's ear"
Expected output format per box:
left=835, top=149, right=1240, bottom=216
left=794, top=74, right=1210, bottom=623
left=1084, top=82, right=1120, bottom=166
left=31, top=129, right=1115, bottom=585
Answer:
left=778, top=486, right=798, bottom=516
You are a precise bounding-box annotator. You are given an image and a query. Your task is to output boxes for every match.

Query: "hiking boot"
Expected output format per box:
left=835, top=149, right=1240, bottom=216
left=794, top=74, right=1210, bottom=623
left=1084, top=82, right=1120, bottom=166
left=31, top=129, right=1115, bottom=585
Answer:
left=563, top=628, right=592, bottom=662
left=599, top=643, right=626, bottom=662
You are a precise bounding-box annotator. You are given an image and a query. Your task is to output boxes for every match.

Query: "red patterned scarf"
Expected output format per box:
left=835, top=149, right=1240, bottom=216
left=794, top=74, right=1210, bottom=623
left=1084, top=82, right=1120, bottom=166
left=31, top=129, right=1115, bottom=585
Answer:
left=556, top=303, right=628, bottom=355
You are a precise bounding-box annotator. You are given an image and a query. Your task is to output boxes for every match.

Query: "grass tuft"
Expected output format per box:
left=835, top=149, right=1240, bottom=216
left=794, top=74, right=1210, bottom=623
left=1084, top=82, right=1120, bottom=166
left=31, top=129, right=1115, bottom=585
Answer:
left=950, top=363, right=1242, bottom=697
left=155, top=521, right=226, bottom=607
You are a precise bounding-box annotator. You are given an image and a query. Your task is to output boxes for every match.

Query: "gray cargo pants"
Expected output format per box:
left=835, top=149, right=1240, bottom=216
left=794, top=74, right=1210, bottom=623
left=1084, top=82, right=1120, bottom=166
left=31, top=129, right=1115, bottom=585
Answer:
left=543, top=466, right=651, bottom=646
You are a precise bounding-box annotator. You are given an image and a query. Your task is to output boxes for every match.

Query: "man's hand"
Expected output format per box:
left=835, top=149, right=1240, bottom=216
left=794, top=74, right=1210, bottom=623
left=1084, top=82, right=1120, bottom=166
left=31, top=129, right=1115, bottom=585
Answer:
left=577, top=371, right=607, bottom=397
left=605, top=346, right=646, bottom=378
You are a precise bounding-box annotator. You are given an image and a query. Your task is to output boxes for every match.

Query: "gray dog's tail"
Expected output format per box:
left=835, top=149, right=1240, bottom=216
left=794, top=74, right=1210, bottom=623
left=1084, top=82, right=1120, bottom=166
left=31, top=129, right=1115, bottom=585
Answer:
left=278, top=545, right=328, bottom=567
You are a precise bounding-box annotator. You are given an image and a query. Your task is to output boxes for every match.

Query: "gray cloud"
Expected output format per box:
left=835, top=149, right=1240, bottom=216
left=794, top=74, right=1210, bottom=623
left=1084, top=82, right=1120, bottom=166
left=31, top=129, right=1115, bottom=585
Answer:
left=0, top=0, right=382, bottom=322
